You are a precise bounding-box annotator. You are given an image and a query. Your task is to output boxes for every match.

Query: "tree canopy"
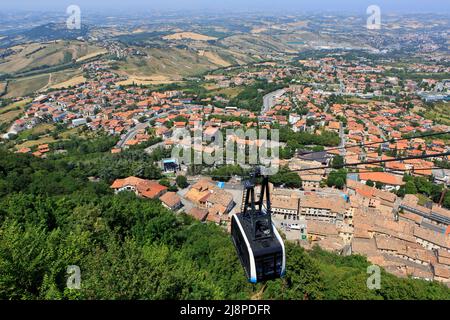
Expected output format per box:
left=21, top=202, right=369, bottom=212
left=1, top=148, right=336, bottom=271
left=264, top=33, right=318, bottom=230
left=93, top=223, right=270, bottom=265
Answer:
left=0, top=141, right=449, bottom=300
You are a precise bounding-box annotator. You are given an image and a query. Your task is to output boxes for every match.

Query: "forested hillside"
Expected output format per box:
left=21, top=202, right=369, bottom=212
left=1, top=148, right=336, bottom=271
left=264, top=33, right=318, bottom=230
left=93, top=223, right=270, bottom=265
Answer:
left=0, top=139, right=449, bottom=300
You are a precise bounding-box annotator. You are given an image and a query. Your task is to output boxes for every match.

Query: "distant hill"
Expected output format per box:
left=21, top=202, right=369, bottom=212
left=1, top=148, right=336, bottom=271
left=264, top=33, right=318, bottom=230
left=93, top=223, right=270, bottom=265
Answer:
left=0, top=41, right=104, bottom=76
left=0, top=23, right=90, bottom=48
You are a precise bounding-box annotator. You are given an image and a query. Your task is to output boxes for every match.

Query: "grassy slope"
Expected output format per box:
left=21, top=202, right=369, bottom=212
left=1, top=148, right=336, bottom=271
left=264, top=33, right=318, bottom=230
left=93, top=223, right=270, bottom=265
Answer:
left=0, top=41, right=103, bottom=75
left=0, top=98, right=32, bottom=129
left=422, top=102, right=450, bottom=126
left=4, top=74, right=50, bottom=98
left=4, top=68, right=84, bottom=97
left=116, top=47, right=220, bottom=79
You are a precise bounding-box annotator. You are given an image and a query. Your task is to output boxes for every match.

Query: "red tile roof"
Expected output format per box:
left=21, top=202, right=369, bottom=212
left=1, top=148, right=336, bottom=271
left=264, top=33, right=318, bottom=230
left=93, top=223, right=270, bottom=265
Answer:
left=359, top=172, right=404, bottom=186
left=159, top=192, right=181, bottom=208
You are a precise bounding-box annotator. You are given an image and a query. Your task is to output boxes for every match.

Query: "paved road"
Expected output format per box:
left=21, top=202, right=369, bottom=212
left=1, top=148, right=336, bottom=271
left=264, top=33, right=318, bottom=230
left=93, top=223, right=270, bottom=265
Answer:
left=117, top=122, right=149, bottom=148
left=262, top=89, right=286, bottom=114
left=116, top=111, right=170, bottom=149
left=144, top=141, right=165, bottom=154
left=339, top=122, right=346, bottom=157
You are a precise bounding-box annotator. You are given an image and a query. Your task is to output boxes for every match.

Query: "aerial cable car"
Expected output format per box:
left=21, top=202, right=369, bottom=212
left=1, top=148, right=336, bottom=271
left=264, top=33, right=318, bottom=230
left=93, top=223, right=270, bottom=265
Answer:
left=231, top=167, right=286, bottom=283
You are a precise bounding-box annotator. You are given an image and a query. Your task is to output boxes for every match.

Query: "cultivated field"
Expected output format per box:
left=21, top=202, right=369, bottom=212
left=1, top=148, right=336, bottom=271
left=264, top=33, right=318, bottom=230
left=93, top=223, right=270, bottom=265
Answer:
left=49, top=75, right=86, bottom=89
left=4, top=74, right=50, bottom=98
left=17, top=123, right=56, bottom=140
left=205, top=86, right=244, bottom=99
left=115, top=75, right=178, bottom=86
left=163, top=32, right=218, bottom=41
left=0, top=81, right=7, bottom=95
left=116, top=47, right=219, bottom=78
left=423, top=102, right=450, bottom=125
left=0, top=98, right=32, bottom=127
left=15, top=136, right=56, bottom=149
left=3, top=68, right=84, bottom=97
left=75, top=50, right=108, bottom=63
left=198, top=51, right=231, bottom=67
left=0, top=41, right=104, bottom=75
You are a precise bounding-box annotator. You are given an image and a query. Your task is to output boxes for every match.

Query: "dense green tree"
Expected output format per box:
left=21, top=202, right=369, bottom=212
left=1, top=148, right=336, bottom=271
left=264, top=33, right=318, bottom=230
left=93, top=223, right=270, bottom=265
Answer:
left=335, top=177, right=345, bottom=189
left=209, top=165, right=246, bottom=182
left=375, top=182, right=384, bottom=190
left=269, top=166, right=302, bottom=189
left=331, top=155, right=344, bottom=169
left=0, top=144, right=449, bottom=300
left=176, top=175, right=189, bottom=189
left=280, top=127, right=340, bottom=147
left=327, top=169, right=347, bottom=189
left=405, top=181, right=418, bottom=194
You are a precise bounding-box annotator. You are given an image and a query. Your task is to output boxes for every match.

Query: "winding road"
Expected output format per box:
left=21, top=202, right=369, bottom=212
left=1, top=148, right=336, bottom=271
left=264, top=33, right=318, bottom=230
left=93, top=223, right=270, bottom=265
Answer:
left=262, top=89, right=286, bottom=114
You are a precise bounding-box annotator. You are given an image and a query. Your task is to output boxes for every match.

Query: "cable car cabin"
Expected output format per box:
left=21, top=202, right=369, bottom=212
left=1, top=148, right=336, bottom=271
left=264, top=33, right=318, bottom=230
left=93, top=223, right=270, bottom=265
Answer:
left=231, top=213, right=285, bottom=283
left=231, top=171, right=286, bottom=283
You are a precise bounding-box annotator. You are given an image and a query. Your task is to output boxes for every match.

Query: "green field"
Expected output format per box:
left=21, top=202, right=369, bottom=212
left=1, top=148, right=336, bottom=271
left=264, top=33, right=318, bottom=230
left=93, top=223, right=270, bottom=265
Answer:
left=117, top=47, right=219, bottom=79
left=17, top=123, right=56, bottom=140
left=205, top=85, right=244, bottom=99
left=0, top=98, right=32, bottom=130
left=4, top=74, right=50, bottom=98
left=422, top=102, right=450, bottom=126
left=2, top=67, right=85, bottom=97
left=0, top=41, right=104, bottom=75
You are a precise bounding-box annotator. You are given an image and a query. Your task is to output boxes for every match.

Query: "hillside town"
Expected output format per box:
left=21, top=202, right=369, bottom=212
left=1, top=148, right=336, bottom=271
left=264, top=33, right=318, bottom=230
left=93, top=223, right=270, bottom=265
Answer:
left=3, top=54, right=450, bottom=287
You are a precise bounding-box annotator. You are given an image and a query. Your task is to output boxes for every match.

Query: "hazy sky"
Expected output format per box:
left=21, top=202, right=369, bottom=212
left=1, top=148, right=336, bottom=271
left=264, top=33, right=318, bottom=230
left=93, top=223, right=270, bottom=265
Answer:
left=1, top=0, right=449, bottom=14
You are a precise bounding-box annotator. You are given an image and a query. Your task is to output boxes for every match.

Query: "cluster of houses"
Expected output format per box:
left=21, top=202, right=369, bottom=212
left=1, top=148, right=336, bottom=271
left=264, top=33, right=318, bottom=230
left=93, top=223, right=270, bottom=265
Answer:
left=16, top=143, right=50, bottom=158
left=5, top=51, right=450, bottom=286
left=110, top=176, right=183, bottom=211
left=270, top=177, right=450, bottom=286
left=184, top=179, right=235, bottom=224
left=256, top=60, right=450, bottom=188
left=204, top=61, right=293, bottom=88
left=350, top=190, right=450, bottom=284
left=110, top=176, right=236, bottom=226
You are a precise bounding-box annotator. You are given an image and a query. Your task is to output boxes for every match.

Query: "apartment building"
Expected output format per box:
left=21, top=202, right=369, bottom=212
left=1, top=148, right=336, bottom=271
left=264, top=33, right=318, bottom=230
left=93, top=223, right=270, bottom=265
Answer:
left=271, top=197, right=300, bottom=217
left=400, top=194, right=450, bottom=231
left=300, top=194, right=347, bottom=224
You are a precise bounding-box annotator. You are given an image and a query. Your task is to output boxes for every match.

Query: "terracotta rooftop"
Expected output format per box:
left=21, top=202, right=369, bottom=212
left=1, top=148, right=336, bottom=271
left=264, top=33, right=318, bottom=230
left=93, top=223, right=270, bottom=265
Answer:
left=159, top=192, right=181, bottom=208
left=433, top=264, right=450, bottom=279
left=207, top=189, right=233, bottom=208
left=375, top=235, right=407, bottom=252
left=111, top=177, right=167, bottom=199
left=352, top=237, right=378, bottom=255
left=359, top=172, right=405, bottom=186
left=307, top=221, right=339, bottom=237
left=187, top=207, right=208, bottom=221
left=300, top=194, right=346, bottom=214
left=271, top=197, right=300, bottom=211
left=414, top=226, right=450, bottom=249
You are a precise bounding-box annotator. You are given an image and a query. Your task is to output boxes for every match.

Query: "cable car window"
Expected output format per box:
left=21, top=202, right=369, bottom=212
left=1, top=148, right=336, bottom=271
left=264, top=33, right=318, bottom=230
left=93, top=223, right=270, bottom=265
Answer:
left=275, top=254, right=282, bottom=274
left=256, top=262, right=263, bottom=279
left=263, top=256, right=275, bottom=277
left=255, top=221, right=271, bottom=239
